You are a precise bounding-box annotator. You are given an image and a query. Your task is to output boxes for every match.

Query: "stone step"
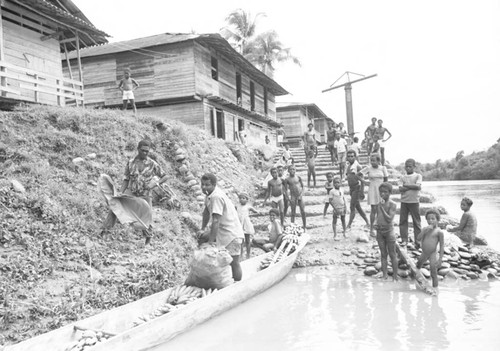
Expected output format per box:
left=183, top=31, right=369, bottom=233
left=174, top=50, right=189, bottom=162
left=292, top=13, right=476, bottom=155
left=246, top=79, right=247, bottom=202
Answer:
left=250, top=202, right=444, bottom=219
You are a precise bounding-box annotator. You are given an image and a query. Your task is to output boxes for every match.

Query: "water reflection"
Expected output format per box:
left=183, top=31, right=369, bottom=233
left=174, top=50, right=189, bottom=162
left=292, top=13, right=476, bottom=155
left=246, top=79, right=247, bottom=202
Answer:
left=152, top=267, right=500, bottom=351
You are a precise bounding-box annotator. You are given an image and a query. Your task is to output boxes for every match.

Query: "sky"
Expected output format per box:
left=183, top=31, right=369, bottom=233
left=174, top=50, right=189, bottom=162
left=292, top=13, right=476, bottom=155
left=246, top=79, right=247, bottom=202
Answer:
left=74, top=0, right=500, bottom=164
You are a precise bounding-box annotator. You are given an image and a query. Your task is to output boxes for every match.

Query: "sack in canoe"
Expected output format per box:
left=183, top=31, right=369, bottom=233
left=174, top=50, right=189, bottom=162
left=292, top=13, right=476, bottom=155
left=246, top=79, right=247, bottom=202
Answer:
left=185, top=243, right=234, bottom=289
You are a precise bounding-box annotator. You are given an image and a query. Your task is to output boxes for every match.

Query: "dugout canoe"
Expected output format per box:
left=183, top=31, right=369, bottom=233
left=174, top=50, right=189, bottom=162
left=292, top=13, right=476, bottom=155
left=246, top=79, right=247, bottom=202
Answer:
left=5, top=233, right=309, bottom=351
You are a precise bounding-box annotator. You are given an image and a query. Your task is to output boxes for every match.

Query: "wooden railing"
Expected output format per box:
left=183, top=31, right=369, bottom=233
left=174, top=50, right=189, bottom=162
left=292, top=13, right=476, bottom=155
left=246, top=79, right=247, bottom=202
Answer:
left=0, top=60, right=84, bottom=106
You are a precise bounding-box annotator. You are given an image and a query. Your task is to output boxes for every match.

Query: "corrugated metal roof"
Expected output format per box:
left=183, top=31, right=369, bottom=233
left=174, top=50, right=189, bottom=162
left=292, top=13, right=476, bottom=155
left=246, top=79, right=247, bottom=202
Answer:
left=66, top=33, right=288, bottom=96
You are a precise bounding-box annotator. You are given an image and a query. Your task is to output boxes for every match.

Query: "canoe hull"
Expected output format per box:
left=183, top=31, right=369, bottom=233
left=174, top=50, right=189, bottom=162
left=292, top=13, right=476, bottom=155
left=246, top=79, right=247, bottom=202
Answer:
left=5, top=234, right=309, bottom=351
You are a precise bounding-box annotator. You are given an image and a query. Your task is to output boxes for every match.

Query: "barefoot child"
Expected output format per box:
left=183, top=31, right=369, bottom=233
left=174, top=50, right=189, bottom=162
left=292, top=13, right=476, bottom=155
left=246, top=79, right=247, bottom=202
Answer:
left=236, top=192, right=259, bottom=259
left=118, top=69, right=140, bottom=115
left=323, top=172, right=335, bottom=217
left=329, top=176, right=347, bottom=240
left=361, top=154, right=388, bottom=237
left=376, top=182, right=398, bottom=281
left=284, top=165, right=307, bottom=230
left=253, top=209, right=283, bottom=252
left=306, top=148, right=317, bottom=188
left=277, top=165, right=289, bottom=217
left=447, top=197, right=477, bottom=247
left=345, top=150, right=370, bottom=228
left=264, top=167, right=285, bottom=226
left=417, top=209, right=444, bottom=288
left=334, top=133, right=347, bottom=179
left=399, top=158, right=422, bottom=248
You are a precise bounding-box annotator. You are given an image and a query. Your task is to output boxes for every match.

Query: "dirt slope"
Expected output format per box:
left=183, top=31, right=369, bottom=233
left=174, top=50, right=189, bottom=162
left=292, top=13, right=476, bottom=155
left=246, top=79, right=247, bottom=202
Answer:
left=0, top=105, right=263, bottom=345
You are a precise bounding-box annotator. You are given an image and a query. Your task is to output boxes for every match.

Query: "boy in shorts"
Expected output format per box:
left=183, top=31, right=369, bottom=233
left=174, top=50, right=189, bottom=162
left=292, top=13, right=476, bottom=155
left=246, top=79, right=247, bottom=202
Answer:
left=334, top=133, right=347, bottom=179
left=253, top=209, right=284, bottom=252
left=284, top=165, right=307, bottom=230
left=329, top=176, right=347, bottom=240
left=118, top=69, right=140, bottom=115
left=376, top=182, right=398, bottom=281
left=264, top=167, right=285, bottom=226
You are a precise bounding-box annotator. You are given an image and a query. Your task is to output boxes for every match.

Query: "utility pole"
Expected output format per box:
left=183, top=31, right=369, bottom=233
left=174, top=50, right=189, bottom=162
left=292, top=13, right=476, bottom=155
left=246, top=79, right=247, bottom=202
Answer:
left=322, top=72, right=377, bottom=136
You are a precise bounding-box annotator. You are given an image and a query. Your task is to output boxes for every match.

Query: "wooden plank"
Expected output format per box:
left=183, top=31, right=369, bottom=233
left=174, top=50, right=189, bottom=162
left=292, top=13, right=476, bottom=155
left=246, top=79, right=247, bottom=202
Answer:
left=0, top=71, right=82, bottom=94
left=0, top=60, right=83, bottom=86
left=395, top=245, right=436, bottom=295
left=19, top=83, right=83, bottom=101
left=0, top=85, right=21, bottom=95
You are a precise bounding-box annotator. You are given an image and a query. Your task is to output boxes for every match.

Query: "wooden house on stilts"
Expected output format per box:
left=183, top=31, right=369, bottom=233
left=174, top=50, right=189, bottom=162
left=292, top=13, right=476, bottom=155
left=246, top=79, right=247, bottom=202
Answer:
left=0, top=0, right=108, bottom=109
left=63, top=33, right=289, bottom=147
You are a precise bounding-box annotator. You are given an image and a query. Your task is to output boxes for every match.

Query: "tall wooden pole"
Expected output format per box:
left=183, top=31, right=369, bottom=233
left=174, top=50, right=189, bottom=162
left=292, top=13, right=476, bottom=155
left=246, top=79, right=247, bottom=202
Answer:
left=344, top=84, right=354, bottom=136
left=0, top=4, right=6, bottom=97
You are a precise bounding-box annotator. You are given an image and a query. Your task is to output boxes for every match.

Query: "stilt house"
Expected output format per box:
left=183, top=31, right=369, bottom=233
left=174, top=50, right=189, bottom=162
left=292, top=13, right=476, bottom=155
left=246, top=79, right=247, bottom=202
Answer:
left=63, top=33, right=289, bottom=146
left=277, top=103, right=334, bottom=146
left=0, top=0, right=108, bottom=109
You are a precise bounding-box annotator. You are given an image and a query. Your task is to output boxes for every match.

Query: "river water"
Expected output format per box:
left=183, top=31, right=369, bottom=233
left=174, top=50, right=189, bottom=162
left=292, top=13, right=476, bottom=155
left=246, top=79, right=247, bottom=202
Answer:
left=423, top=179, right=500, bottom=251
left=153, top=180, right=500, bottom=350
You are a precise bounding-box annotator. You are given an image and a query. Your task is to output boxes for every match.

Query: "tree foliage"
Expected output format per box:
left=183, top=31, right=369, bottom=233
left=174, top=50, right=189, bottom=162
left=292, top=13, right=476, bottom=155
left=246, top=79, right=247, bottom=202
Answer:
left=397, top=140, right=500, bottom=180
left=221, top=9, right=300, bottom=77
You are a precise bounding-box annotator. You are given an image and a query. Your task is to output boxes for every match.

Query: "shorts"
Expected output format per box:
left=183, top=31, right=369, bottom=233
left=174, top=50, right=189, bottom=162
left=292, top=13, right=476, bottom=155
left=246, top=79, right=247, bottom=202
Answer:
left=122, top=90, right=135, bottom=100
left=225, top=238, right=244, bottom=256
left=337, top=152, right=346, bottom=163
left=378, top=140, right=386, bottom=148
left=270, top=194, right=284, bottom=204
left=376, top=226, right=396, bottom=242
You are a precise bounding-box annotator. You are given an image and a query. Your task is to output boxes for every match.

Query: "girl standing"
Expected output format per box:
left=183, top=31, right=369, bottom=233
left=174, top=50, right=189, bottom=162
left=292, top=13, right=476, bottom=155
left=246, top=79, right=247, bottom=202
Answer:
left=361, top=155, right=388, bottom=236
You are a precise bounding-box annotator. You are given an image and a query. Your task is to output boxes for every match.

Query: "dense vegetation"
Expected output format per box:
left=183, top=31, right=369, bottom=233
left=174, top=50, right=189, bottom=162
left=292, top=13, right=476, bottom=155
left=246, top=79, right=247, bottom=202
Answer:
left=0, top=105, right=262, bottom=346
left=396, top=139, right=500, bottom=181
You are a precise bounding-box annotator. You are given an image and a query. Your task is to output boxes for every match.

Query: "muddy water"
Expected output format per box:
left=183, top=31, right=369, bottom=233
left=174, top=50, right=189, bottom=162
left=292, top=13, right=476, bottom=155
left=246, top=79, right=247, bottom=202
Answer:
left=153, top=267, right=500, bottom=350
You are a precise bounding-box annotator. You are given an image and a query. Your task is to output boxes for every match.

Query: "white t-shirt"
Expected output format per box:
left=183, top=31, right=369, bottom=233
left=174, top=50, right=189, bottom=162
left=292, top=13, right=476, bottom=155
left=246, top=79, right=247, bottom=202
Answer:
left=334, top=138, right=347, bottom=153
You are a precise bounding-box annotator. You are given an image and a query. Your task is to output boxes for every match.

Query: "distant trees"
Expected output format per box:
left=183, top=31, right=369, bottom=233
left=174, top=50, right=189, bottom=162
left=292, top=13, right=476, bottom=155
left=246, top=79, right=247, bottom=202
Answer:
left=221, top=9, right=300, bottom=77
left=399, top=139, right=500, bottom=180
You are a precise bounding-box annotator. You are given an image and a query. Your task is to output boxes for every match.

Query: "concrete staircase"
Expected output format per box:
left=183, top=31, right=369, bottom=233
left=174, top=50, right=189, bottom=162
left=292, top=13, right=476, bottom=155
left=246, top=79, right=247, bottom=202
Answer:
left=281, top=146, right=370, bottom=180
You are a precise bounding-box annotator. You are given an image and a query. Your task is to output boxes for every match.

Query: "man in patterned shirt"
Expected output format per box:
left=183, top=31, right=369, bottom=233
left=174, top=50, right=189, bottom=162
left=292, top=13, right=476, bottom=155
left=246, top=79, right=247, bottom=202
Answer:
left=102, top=139, right=169, bottom=244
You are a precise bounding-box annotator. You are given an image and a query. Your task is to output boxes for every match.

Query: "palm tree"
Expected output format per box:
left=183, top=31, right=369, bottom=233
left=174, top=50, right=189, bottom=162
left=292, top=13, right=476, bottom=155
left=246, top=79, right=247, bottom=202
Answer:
left=244, top=30, right=301, bottom=77
left=220, top=9, right=265, bottom=54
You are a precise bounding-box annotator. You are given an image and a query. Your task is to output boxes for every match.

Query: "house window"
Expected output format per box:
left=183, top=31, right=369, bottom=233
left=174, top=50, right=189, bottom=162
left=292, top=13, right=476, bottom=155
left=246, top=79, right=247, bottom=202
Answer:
left=250, top=81, right=255, bottom=111
left=236, top=72, right=242, bottom=105
left=211, top=57, right=218, bottom=80
left=264, top=87, right=268, bottom=115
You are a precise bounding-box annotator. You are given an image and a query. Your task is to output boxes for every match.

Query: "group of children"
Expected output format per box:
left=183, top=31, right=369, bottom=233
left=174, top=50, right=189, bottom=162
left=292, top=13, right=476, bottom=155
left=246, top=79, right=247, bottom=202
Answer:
left=238, top=129, right=478, bottom=290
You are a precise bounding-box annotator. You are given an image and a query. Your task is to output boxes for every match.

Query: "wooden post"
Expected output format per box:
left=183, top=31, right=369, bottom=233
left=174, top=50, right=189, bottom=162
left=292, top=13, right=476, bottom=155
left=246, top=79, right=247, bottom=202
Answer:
left=56, top=79, right=61, bottom=106
left=63, top=42, right=78, bottom=106
left=344, top=84, right=354, bottom=136
left=75, top=31, right=84, bottom=107
left=0, top=4, right=6, bottom=97
left=34, top=74, right=39, bottom=103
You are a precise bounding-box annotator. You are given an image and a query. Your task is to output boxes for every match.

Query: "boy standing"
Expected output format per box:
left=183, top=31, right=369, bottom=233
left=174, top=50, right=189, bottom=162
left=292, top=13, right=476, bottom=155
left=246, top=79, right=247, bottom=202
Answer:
left=376, top=182, right=398, bottom=281
left=326, top=123, right=337, bottom=166
left=374, top=119, right=392, bottom=166
left=334, top=133, right=347, bottom=179
left=417, top=209, right=444, bottom=288
left=306, top=148, right=317, bottom=188
left=118, top=69, right=140, bottom=115
left=399, top=158, right=422, bottom=248
left=364, top=117, right=378, bottom=156
left=345, top=150, right=370, bottom=228
left=329, top=176, right=347, bottom=240
left=264, top=167, right=285, bottom=226
left=284, top=165, right=307, bottom=230
left=277, top=165, right=289, bottom=217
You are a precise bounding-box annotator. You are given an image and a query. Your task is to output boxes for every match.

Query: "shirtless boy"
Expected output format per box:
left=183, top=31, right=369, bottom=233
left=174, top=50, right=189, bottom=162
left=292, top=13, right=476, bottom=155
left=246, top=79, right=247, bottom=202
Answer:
left=118, top=69, right=140, bottom=115
left=417, top=209, right=444, bottom=288
left=264, top=167, right=285, bottom=225
left=376, top=182, right=398, bottom=281
left=306, top=148, right=317, bottom=188
left=284, top=165, right=306, bottom=230
left=277, top=165, right=289, bottom=217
